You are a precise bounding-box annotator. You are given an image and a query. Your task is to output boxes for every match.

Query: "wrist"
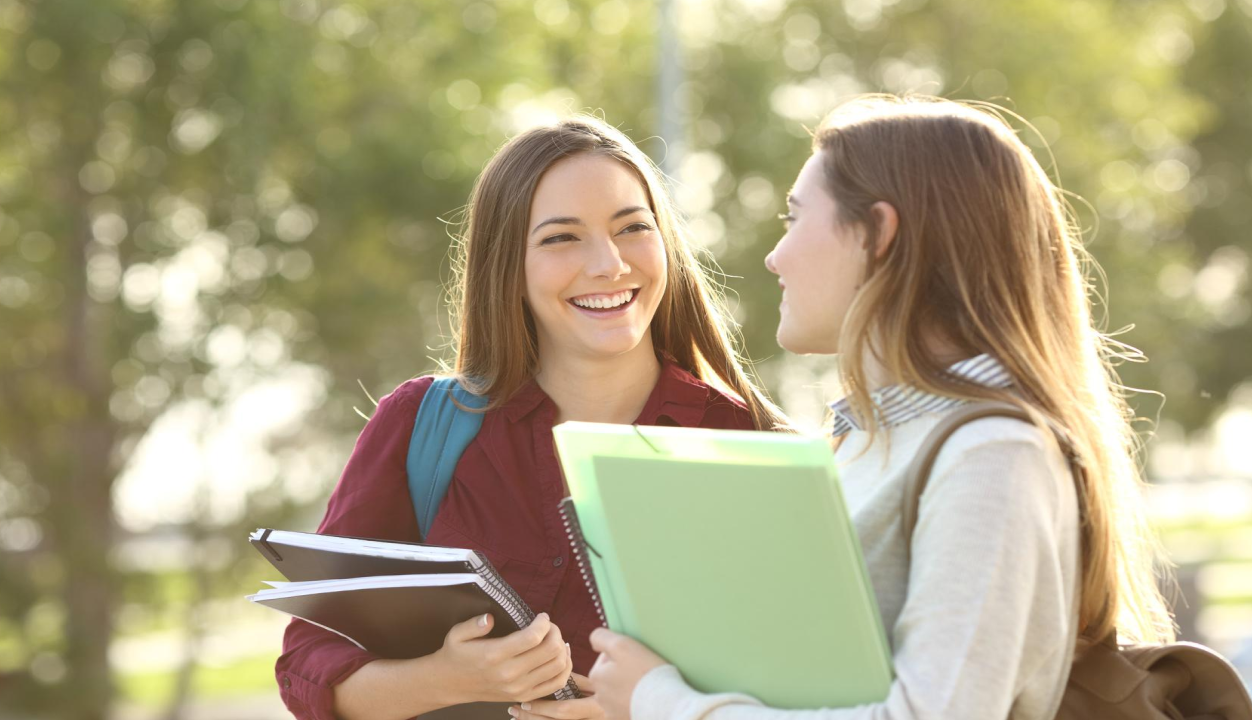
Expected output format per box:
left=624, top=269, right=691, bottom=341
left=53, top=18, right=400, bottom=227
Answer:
left=418, top=648, right=470, bottom=707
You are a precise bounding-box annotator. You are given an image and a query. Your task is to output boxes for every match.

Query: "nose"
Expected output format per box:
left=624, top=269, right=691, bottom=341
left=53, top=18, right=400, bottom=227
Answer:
left=765, top=245, right=780, bottom=275
left=587, top=236, right=631, bottom=280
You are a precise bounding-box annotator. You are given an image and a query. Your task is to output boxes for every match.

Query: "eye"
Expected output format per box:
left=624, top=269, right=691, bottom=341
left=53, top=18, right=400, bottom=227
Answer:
left=540, top=233, right=578, bottom=245
left=619, top=222, right=653, bottom=234
left=778, top=213, right=796, bottom=229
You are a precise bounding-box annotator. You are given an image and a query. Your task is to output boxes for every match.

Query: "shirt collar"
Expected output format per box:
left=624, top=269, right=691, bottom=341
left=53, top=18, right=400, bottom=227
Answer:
left=500, top=376, right=550, bottom=424
left=636, top=358, right=712, bottom=427
left=501, top=356, right=713, bottom=426
left=828, top=353, right=1014, bottom=436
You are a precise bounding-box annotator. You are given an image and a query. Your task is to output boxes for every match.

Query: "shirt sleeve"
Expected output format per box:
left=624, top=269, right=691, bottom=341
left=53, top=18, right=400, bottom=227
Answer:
left=274, top=377, right=433, bottom=720
left=631, top=428, right=1079, bottom=720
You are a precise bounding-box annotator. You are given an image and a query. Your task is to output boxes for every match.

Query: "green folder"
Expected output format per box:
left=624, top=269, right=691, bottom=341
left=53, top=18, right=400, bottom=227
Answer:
left=553, top=422, right=893, bottom=709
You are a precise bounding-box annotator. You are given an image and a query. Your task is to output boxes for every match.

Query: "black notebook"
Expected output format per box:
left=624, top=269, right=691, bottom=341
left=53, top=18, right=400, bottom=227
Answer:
left=248, top=529, right=580, bottom=720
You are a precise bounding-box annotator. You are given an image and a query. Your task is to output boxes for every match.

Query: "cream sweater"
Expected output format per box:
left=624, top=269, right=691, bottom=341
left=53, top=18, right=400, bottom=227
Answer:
left=632, top=412, right=1081, bottom=720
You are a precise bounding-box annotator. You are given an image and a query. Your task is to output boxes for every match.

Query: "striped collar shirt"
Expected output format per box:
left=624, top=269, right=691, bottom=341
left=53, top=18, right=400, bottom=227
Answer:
left=829, top=353, right=1015, bottom=436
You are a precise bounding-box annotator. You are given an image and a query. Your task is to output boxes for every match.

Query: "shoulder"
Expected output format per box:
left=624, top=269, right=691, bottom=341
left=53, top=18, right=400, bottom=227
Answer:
left=368, top=375, right=437, bottom=424
left=379, top=374, right=437, bottom=409
left=926, top=413, right=1077, bottom=519
left=931, top=412, right=1069, bottom=478
left=939, top=414, right=1059, bottom=458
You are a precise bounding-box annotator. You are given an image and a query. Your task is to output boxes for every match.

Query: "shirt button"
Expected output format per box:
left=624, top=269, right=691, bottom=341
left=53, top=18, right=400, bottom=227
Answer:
left=282, top=675, right=292, bottom=689
left=552, top=556, right=564, bottom=567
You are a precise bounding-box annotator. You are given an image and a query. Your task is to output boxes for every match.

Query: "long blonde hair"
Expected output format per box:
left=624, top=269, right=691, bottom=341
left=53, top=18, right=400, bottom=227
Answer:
left=817, top=95, right=1174, bottom=644
left=449, top=116, right=787, bottom=431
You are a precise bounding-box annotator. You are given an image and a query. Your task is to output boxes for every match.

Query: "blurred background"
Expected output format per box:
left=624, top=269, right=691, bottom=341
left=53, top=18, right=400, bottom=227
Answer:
left=1, top=0, right=1250, bottom=717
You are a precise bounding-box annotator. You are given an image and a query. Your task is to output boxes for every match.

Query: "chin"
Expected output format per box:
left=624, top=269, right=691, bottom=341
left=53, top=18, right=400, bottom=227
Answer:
left=776, top=329, right=835, bottom=356
left=775, top=326, right=805, bottom=354
left=583, top=332, right=650, bottom=359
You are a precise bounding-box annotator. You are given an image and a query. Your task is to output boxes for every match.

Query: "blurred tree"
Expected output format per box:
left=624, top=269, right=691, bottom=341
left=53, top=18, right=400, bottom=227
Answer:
left=678, top=0, right=1221, bottom=433
left=1160, top=0, right=1252, bottom=432
left=0, top=0, right=659, bottom=716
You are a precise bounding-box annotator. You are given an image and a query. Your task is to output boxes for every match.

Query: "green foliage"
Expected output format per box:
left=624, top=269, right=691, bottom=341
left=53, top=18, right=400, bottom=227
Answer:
left=680, top=0, right=1227, bottom=432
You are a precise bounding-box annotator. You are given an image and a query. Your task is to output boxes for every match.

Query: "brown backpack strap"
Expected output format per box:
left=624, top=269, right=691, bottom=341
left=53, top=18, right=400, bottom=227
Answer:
left=901, top=401, right=1042, bottom=554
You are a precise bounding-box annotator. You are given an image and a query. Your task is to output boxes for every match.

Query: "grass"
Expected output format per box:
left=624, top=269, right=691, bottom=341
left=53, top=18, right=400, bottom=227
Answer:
left=118, top=654, right=278, bottom=706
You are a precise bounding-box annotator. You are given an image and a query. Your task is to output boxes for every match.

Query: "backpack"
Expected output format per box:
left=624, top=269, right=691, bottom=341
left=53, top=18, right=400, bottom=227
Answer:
left=405, top=377, right=488, bottom=542
left=902, top=401, right=1252, bottom=720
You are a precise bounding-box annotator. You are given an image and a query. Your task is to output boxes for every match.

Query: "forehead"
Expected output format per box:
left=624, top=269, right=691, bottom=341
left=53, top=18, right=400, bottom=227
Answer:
left=792, top=152, right=828, bottom=198
left=529, top=154, right=651, bottom=217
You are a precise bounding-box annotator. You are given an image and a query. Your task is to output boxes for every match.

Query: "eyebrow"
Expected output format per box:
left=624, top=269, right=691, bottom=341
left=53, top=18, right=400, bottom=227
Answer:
left=529, top=206, right=651, bottom=236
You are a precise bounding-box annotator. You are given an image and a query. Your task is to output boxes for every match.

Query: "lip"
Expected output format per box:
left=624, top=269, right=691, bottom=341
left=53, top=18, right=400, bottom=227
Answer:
left=567, top=288, right=641, bottom=318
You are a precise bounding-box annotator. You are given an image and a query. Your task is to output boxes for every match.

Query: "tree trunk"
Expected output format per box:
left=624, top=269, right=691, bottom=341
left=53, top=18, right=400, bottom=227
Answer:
left=53, top=147, right=119, bottom=720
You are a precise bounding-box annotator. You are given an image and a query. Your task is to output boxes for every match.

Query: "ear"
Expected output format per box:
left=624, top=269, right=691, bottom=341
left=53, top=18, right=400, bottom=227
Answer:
left=868, top=201, right=899, bottom=260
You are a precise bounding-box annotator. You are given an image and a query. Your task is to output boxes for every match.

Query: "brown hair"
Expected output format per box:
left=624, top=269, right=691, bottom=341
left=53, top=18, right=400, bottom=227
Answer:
left=448, top=116, right=787, bottom=431
left=815, top=95, right=1173, bottom=644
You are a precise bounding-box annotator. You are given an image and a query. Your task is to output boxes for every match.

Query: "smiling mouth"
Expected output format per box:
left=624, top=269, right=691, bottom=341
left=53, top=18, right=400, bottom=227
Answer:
left=567, top=288, right=640, bottom=313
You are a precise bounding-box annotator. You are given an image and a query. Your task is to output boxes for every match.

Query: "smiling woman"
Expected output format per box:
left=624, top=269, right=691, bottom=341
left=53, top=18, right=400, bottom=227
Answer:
left=522, top=155, right=668, bottom=410
left=273, top=116, right=789, bottom=720
left=453, top=117, right=786, bottom=431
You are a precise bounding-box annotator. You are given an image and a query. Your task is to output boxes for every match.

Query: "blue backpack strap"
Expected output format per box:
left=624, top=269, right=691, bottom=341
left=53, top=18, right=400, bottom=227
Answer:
left=406, top=377, right=487, bottom=541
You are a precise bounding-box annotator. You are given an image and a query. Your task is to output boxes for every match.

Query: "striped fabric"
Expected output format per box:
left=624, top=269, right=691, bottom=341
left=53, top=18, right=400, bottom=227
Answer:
left=829, top=353, right=1015, bottom=436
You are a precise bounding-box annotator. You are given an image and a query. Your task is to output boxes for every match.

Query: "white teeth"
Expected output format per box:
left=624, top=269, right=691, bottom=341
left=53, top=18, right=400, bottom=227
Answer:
left=573, top=290, right=632, bottom=309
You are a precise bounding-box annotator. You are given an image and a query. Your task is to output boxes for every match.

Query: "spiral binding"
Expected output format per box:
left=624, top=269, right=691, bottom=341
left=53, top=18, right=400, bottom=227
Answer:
left=470, top=553, right=582, bottom=701
left=471, top=556, right=534, bottom=628
left=557, top=498, right=608, bottom=628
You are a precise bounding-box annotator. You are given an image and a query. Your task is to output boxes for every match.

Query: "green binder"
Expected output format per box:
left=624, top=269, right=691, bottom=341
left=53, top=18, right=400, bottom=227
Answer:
left=553, top=422, right=893, bottom=709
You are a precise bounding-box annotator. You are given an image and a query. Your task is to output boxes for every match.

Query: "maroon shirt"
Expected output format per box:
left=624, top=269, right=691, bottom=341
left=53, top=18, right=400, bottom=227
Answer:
left=275, top=359, right=756, bottom=719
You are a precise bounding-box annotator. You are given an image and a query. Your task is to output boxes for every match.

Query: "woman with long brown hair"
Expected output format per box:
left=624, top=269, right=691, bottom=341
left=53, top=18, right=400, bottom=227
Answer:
left=275, top=116, right=788, bottom=720
left=586, top=95, right=1175, bottom=720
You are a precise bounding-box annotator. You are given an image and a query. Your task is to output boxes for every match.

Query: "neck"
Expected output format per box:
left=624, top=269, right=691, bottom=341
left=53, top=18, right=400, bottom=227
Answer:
left=859, top=332, right=970, bottom=391
left=861, top=353, right=893, bottom=392
left=535, top=341, right=663, bottom=425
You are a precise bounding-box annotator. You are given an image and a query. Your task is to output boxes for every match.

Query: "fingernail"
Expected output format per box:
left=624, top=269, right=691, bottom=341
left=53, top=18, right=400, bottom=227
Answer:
left=566, top=642, right=571, bottom=655
left=478, top=613, right=490, bottom=627
left=507, top=708, right=518, bottom=718
left=521, top=703, right=531, bottom=710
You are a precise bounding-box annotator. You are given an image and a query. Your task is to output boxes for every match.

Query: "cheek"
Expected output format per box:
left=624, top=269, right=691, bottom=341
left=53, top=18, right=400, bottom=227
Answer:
left=815, top=233, right=863, bottom=290
left=523, top=251, right=571, bottom=303
left=651, top=245, right=669, bottom=293
left=522, top=255, right=542, bottom=306
left=787, top=236, right=859, bottom=322
left=636, top=236, right=667, bottom=276
left=623, top=236, right=668, bottom=294
left=648, top=246, right=669, bottom=309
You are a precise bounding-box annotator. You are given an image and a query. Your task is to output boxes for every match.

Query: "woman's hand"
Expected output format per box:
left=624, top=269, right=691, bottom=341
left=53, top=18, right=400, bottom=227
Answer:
left=587, top=628, right=668, bottom=720
left=509, top=672, right=603, bottom=720
left=435, top=612, right=574, bottom=705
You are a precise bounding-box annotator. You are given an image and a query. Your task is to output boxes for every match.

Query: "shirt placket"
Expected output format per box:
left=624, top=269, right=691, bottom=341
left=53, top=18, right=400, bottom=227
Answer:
left=528, top=403, right=570, bottom=612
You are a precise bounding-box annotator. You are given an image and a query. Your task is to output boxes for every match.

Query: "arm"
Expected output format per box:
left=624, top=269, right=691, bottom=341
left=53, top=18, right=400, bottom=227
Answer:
left=594, top=430, right=1079, bottom=720
left=333, top=613, right=574, bottom=720
left=277, top=379, right=577, bottom=720
left=275, top=378, right=432, bottom=719
left=331, top=654, right=457, bottom=720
